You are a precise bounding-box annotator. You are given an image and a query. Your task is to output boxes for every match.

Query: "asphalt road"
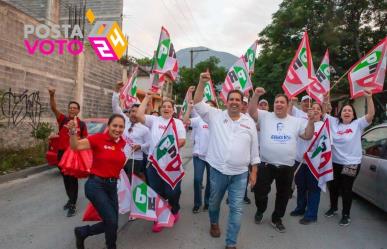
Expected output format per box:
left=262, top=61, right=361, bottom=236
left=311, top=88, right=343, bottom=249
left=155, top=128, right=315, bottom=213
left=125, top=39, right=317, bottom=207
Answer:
left=0, top=139, right=386, bottom=249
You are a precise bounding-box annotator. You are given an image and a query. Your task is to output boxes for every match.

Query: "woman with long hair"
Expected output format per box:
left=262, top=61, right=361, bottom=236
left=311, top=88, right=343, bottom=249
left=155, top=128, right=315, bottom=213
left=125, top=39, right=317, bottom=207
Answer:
left=67, top=114, right=126, bottom=249
left=323, top=89, right=375, bottom=226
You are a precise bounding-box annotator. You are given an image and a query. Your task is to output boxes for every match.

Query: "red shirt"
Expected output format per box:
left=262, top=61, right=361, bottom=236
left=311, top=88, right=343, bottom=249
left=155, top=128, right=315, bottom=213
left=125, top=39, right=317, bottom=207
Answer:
left=57, top=113, right=88, bottom=150
left=88, top=132, right=126, bottom=178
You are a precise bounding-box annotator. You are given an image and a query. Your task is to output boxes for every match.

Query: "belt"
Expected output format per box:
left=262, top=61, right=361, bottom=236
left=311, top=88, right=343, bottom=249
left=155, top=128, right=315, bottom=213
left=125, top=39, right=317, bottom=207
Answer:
left=89, top=174, right=117, bottom=183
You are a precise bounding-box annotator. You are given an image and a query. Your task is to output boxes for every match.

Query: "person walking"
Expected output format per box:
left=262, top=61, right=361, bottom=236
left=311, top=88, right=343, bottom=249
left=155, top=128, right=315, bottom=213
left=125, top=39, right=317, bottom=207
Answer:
left=248, top=87, right=316, bottom=233
left=323, top=89, right=375, bottom=226
left=136, top=93, right=186, bottom=233
left=69, top=114, right=126, bottom=249
left=194, top=72, right=260, bottom=249
left=48, top=87, right=88, bottom=217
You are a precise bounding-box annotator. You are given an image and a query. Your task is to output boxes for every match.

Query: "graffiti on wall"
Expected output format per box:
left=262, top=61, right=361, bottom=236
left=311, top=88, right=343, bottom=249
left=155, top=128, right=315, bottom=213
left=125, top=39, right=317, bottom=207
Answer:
left=0, top=88, right=43, bottom=129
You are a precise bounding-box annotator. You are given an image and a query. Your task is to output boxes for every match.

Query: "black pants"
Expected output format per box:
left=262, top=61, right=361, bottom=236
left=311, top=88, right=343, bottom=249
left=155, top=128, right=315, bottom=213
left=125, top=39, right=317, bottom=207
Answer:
left=328, top=163, right=360, bottom=216
left=254, top=163, right=294, bottom=222
left=76, top=177, right=118, bottom=249
left=123, top=159, right=145, bottom=183
left=57, top=150, right=78, bottom=205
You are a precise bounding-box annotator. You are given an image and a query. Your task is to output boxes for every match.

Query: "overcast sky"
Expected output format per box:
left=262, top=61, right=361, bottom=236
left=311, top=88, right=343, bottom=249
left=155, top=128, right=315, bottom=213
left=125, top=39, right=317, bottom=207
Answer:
left=122, top=0, right=282, bottom=58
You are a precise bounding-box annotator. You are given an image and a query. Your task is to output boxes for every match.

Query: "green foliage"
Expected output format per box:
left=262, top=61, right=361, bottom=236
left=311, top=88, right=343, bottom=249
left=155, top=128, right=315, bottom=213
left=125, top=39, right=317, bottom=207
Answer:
left=136, top=57, right=153, bottom=66
left=253, top=0, right=386, bottom=103
left=0, top=146, right=46, bottom=174
left=174, top=56, right=227, bottom=103
left=31, top=122, right=53, bottom=141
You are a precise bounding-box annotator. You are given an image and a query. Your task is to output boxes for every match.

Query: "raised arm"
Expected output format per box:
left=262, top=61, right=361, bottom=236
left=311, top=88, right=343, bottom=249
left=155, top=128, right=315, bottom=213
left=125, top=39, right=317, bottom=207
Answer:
left=299, top=109, right=316, bottom=140
left=364, top=89, right=375, bottom=123
left=193, top=72, right=210, bottom=104
left=112, top=82, right=125, bottom=116
left=322, top=93, right=330, bottom=115
left=248, top=87, right=266, bottom=122
left=137, top=92, right=153, bottom=124
left=66, top=117, right=91, bottom=150
left=183, top=86, right=196, bottom=125
left=48, top=87, right=61, bottom=119
left=288, top=97, right=298, bottom=115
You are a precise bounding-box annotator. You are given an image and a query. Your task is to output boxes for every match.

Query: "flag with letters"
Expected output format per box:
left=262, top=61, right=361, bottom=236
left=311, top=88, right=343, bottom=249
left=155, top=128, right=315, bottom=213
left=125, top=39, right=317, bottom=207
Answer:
left=220, top=56, right=253, bottom=102
left=304, top=119, right=333, bottom=192
left=120, top=68, right=138, bottom=109
left=203, top=69, right=219, bottom=107
left=129, top=174, right=175, bottom=227
left=149, top=118, right=184, bottom=189
left=348, top=37, right=387, bottom=99
left=244, top=40, right=258, bottom=73
left=307, top=50, right=330, bottom=103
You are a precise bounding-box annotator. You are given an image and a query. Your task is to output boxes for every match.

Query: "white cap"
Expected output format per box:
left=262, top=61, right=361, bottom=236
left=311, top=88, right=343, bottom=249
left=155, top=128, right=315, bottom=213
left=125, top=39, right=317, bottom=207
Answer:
left=301, top=95, right=311, bottom=102
left=258, top=99, right=268, bottom=104
left=243, top=96, right=249, bottom=103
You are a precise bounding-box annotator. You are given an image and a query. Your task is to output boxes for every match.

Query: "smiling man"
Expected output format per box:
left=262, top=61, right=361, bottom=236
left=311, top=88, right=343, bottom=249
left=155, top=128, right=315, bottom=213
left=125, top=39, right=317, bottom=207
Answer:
left=193, top=72, right=260, bottom=249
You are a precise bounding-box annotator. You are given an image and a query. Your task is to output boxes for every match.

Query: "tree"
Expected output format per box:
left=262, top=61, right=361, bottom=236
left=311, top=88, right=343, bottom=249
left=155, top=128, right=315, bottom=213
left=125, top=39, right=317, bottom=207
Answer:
left=136, top=57, right=152, bottom=67
left=174, top=56, right=227, bottom=103
left=253, top=0, right=386, bottom=102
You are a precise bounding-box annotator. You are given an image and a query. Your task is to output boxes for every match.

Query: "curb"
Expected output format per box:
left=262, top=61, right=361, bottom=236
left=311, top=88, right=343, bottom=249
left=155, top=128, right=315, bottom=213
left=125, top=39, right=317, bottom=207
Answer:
left=0, top=164, right=54, bottom=184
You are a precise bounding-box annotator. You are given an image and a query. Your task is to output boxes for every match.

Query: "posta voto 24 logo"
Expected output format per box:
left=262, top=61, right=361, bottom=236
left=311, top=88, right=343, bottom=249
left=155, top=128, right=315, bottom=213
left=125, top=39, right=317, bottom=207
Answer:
left=23, top=9, right=128, bottom=60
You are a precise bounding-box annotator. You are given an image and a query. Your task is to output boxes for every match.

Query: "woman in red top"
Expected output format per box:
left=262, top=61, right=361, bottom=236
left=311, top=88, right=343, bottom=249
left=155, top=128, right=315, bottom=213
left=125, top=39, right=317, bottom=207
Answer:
left=67, top=114, right=126, bottom=249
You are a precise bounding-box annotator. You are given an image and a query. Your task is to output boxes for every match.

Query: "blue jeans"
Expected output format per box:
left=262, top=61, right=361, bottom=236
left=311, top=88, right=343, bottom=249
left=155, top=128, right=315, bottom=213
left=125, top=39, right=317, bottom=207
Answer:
left=193, top=156, right=210, bottom=208
left=146, top=164, right=181, bottom=214
left=208, top=167, right=247, bottom=247
left=294, top=163, right=321, bottom=221
left=76, top=177, right=118, bottom=249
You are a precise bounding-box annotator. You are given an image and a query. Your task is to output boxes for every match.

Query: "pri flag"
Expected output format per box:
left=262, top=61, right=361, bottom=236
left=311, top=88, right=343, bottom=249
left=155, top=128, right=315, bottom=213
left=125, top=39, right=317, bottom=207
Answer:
left=348, top=37, right=387, bottom=99
left=304, top=119, right=333, bottom=192
left=152, top=26, right=179, bottom=81
left=149, top=118, right=184, bottom=189
left=120, top=68, right=138, bottom=109
left=244, top=40, right=258, bottom=73
left=203, top=76, right=218, bottom=106
left=178, top=90, right=189, bottom=120
left=307, top=50, right=330, bottom=103
left=130, top=174, right=175, bottom=227
left=282, top=32, right=316, bottom=98
left=117, top=169, right=132, bottom=214
left=220, top=56, right=253, bottom=102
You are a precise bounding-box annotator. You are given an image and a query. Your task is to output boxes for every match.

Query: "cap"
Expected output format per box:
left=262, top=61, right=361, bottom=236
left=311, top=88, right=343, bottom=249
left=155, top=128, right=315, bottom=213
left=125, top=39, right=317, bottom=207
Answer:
left=258, top=99, right=268, bottom=104
left=301, top=95, right=311, bottom=102
left=243, top=96, right=249, bottom=104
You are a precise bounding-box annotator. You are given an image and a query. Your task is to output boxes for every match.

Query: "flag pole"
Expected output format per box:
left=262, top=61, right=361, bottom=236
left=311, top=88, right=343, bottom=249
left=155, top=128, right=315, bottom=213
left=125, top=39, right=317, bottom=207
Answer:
left=329, top=67, right=351, bottom=92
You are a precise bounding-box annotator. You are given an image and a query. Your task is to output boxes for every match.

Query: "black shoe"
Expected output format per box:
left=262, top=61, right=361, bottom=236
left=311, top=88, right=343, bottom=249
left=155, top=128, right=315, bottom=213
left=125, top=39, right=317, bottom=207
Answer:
left=192, top=206, right=200, bottom=214
left=203, top=204, right=209, bottom=211
left=271, top=220, right=286, bottom=233
left=339, top=215, right=351, bottom=226
left=63, top=201, right=71, bottom=210
left=67, top=205, right=76, bottom=217
left=290, top=210, right=305, bottom=217
left=74, top=227, right=86, bottom=249
left=324, top=208, right=338, bottom=218
left=243, top=197, right=251, bottom=204
left=254, top=211, right=263, bottom=224
left=299, top=218, right=316, bottom=225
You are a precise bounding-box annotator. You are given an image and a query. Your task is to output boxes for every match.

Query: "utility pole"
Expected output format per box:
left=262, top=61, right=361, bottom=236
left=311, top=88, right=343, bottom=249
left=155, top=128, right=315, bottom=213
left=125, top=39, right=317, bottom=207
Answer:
left=189, top=48, right=209, bottom=69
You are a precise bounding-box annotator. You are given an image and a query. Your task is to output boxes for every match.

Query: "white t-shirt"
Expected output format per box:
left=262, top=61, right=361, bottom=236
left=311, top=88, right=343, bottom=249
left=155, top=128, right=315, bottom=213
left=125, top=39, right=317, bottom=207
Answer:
left=258, top=110, right=307, bottom=166
left=194, top=101, right=260, bottom=175
left=112, top=93, right=150, bottom=160
left=327, top=115, right=370, bottom=165
left=190, top=117, right=209, bottom=160
left=295, top=121, right=324, bottom=162
left=144, top=115, right=187, bottom=157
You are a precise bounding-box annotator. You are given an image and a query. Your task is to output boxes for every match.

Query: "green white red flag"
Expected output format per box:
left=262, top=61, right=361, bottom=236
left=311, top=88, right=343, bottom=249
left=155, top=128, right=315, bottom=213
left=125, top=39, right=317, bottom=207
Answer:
left=152, top=26, right=179, bottom=83
left=120, top=68, right=138, bottom=109
left=220, top=56, right=253, bottom=102
left=129, top=174, right=175, bottom=227
left=203, top=69, right=218, bottom=107
left=304, top=119, right=333, bottom=192
left=244, top=40, right=258, bottom=73
left=282, top=32, right=316, bottom=98
left=348, top=37, right=387, bottom=99
left=307, top=50, right=330, bottom=103
left=178, top=90, right=189, bottom=120
left=149, top=118, right=184, bottom=189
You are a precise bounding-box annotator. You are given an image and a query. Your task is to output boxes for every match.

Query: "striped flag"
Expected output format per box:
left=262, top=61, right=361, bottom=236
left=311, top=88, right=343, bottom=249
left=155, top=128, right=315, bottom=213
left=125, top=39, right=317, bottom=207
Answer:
left=307, top=50, right=330, bottom=103
left=244, top=40, right=258, bottom=73
left=120, top=67, right=138, bottom=109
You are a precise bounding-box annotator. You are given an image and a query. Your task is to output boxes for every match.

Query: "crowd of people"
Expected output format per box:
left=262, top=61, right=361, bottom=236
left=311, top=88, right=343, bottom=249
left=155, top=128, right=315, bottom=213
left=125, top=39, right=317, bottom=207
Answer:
left=48, top=70, right=375, bottom=249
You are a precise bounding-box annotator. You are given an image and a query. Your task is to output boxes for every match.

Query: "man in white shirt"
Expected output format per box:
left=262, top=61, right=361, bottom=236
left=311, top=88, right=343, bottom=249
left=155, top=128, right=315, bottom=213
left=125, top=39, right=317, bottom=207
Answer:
left=258, top=99, right=270, bottom=111
left=194, top=72, right=260, bottom=249
left=248, top=88, right=316, bottom=233
left=112, top=87, right=150, bottom=181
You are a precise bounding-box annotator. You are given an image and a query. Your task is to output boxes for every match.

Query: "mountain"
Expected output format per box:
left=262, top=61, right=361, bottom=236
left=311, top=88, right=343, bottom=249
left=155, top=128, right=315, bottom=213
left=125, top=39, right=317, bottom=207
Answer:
left=176, top=46, right=238, bottom=69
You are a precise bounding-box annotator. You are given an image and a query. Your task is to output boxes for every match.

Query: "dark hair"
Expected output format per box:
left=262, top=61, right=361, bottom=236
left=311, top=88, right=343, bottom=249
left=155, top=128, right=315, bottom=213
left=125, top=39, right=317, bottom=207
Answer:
left=312, top=102, right=324, bottom=121
left=274, top=94, right=289, bottom=104
left=131, top=104, right=140, bottom=109
left=161, top=99, right=175, bottom=108
left=68, top=101, right=80, bottom=109
left=107, top=114, right=125, bottom=125
left=206, top=100, right=217, bottom=107
left=227, top=90, right=243, bottom=101
left=338, top=104, right=357, bottom=123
